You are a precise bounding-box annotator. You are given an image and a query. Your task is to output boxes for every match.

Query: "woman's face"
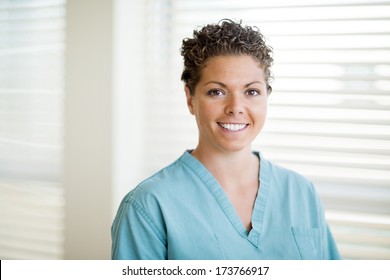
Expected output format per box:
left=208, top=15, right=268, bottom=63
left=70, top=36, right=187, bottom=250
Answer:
left=185, top=55, right=268, bottom=154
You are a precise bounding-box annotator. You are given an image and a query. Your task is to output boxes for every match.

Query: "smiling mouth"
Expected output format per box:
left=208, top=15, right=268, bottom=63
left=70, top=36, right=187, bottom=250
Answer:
left=218, top=122, right=248, bottom=132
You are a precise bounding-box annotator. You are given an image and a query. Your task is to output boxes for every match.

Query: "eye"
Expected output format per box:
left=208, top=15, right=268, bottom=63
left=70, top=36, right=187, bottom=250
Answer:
left=246, top=89, right=261, bottom=96
left=207, top=89, right=225, bottom=96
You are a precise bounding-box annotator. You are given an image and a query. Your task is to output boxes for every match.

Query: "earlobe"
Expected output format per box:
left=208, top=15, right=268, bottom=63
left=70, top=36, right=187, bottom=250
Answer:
left=185, top=85, right=195, bottom=115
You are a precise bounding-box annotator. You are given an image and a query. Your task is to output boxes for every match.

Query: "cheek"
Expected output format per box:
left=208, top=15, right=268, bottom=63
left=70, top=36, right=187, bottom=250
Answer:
left=252, top=107, right=268, bottom=130
left=253, top=103, right=268, bottom=118
left=196, top=101, right=218, bottom=119
left=262, top=105, right=268, bottom=117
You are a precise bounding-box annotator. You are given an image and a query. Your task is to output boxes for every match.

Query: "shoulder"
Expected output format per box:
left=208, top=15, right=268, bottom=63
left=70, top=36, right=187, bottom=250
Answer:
left=260, top=152, right=311, bottom=183
left=260, top=153, right=316, bottom=195
left=114, top=155, right=188, bottom=233
left=122, top=152, right=193, bottom=205
left=271, top=161, right=312, bottom=185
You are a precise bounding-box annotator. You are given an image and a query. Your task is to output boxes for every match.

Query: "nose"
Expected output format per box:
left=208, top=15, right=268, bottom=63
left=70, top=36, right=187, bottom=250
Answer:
left=224, top=94, right=244, bottom=116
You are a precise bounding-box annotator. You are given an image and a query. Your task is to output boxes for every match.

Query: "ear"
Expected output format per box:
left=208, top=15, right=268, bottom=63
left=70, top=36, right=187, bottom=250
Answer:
left=185, top=85, right=195, bottom=115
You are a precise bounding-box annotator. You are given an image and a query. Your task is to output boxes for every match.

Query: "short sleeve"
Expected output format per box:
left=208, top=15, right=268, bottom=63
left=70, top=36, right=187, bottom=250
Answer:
left=314, top=188, right=342, bottom=260
left=322, top=222, right=342, bottom=259
left=111, top=197, right=167, bottom=260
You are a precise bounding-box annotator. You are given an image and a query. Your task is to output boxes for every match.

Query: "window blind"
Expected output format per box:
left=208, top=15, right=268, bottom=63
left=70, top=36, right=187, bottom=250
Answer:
left=139, top=0, right=390, bottom=259
left=0, top=0, right=66, bottom=259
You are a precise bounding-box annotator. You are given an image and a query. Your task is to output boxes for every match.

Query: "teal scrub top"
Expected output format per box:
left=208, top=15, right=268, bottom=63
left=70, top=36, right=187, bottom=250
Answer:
left=111, top=151, right=341, bottom=260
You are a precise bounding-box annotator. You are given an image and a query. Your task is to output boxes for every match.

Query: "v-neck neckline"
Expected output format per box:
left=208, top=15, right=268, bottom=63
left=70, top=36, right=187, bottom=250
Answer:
left=180, top=150, right=270, bottom=248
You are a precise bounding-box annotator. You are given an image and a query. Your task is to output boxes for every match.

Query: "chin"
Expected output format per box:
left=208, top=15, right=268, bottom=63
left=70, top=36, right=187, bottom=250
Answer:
left=218, top=142, right=252, bottom=153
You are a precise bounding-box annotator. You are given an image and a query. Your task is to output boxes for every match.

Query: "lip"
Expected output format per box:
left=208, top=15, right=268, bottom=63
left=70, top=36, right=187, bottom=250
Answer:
left=217, top=122, right=249, bottom=132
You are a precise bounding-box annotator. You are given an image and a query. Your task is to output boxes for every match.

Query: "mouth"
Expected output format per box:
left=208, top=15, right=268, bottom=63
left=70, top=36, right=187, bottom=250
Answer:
left=218, top=122, right=248, bottom=132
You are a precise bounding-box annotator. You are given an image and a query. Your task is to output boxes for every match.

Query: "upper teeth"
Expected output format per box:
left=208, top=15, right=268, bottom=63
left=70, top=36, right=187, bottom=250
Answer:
left=220, top=123, right=246, bottom=131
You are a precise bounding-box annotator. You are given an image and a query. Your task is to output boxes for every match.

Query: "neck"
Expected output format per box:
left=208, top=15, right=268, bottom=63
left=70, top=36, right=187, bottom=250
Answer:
left=191, top=145, right=259, bottom=190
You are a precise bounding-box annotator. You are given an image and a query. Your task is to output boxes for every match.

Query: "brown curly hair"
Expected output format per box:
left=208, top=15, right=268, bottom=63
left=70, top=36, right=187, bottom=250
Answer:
left=180, top=19, right=274, bottom=95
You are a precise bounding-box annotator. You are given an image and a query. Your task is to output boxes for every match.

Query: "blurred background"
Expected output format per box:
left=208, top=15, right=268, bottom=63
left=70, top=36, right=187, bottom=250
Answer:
left=0, top=0, right=389, bottom=259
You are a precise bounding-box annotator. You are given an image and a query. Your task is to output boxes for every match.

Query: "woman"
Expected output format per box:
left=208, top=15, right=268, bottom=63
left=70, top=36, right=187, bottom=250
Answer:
left=111, top=19, right=341, bottom=260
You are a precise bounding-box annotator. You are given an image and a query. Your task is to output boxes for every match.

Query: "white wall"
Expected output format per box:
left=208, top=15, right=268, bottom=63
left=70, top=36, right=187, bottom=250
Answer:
left=64, top=0, right=146, bottom=259
left=111, top=0, right=147, bottom=213
left=64, top=0, right=114, bottom=259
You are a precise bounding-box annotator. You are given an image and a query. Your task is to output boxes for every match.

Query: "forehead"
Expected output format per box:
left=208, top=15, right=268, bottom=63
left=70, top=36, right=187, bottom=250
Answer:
left=199, top=55, right=265, bottom=84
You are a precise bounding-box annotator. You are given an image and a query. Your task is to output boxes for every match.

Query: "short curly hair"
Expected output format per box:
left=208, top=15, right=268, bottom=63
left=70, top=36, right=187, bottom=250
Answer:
left=180, top=19, right=274, bottom=95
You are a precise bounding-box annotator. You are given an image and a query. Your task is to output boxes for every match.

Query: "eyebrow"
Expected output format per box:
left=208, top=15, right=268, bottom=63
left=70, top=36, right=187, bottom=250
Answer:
left=203, top=81, right=264, bottom=87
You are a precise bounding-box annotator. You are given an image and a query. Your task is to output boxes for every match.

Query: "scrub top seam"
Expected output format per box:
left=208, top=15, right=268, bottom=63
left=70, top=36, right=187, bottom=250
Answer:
left=127, top=196, right=167, bottom=245
left=249, top=152, right=270, bottom=246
